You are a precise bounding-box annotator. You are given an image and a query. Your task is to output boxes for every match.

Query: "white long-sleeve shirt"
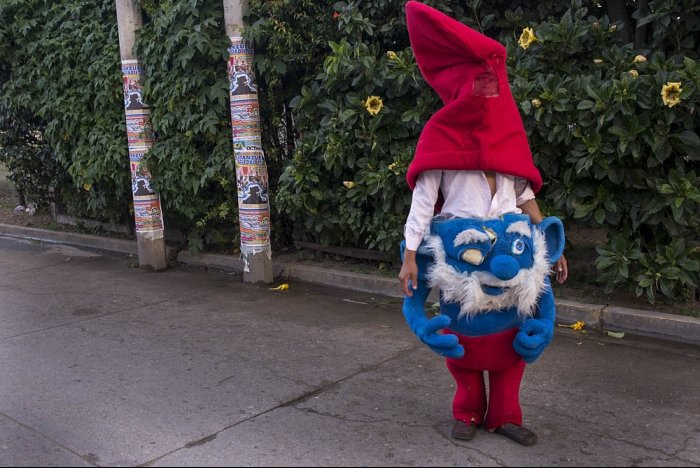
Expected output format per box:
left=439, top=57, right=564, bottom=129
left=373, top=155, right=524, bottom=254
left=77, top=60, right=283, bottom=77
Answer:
left=404, top=170, right=535, bottom=251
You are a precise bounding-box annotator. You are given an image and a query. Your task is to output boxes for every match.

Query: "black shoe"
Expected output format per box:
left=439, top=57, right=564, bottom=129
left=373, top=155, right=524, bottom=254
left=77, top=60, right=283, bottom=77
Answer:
left=493, top=423, right=538, bottom=446
left=451, top=420, right=477, bottom=441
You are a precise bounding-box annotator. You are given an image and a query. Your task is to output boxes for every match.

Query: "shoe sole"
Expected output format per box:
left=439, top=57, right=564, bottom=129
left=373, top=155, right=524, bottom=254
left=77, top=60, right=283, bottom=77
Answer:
left=451, top=420, right=477, bottom=441
left=493, top=423, right=538, bottom=446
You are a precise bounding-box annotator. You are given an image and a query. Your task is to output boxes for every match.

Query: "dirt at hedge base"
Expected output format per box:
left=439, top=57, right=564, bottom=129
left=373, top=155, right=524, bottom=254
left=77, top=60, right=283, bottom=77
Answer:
left=0, top=205, right=55, bottom=228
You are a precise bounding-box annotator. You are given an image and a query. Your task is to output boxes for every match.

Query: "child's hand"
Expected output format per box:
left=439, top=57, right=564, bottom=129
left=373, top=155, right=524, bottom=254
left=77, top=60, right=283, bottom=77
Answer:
left=554, top=254, right=568, bottom=284
left=399, top=252, right=419, bottom=297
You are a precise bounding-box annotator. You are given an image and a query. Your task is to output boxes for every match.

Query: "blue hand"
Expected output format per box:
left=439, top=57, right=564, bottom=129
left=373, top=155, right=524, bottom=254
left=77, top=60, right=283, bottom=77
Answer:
left=513, top=318, right=554, bottom=363
left=416, top=314, right=464, bottom=358
left=513, top=276, right=556, bottom=363
left=402, top=282, right=464, bottom=359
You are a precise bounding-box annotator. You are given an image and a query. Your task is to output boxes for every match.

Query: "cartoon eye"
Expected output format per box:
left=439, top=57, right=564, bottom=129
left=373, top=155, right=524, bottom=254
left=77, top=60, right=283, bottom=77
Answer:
left=512, top=238, right=526, bottom=255
left=485, top=228, right=497, bottom=246
left=461, top=249, right=484, bottom=265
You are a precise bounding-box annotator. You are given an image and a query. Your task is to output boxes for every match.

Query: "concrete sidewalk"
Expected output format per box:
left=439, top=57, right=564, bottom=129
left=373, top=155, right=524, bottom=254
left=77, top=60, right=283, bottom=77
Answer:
left=1, top=234, right=699, bottom=467
left=1, top=223, right=699, bottom=346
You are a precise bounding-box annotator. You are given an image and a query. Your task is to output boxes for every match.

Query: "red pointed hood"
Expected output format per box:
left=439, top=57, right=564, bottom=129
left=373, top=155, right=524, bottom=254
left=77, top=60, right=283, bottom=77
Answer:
left=405, top=1, right=542, bottom=193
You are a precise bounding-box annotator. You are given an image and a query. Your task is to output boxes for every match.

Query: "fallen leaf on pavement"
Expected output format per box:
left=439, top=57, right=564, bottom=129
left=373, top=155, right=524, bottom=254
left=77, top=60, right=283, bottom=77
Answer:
left=604, top=330, right=625, bottom=339
left=343, top=298, right=368, bottom=305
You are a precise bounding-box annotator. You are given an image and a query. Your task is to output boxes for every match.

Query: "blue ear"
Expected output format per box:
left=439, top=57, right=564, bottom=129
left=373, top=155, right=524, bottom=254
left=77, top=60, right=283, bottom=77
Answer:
left=537, top=217, right=565, bottom=264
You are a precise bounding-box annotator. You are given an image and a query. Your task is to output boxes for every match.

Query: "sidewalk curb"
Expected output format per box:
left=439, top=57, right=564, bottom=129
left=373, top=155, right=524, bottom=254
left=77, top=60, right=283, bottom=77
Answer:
left=2, top=223, right=698, bottom=346
left=176, top=252, right=700, bottom=347
left=0, top=223, right=138, bottom=255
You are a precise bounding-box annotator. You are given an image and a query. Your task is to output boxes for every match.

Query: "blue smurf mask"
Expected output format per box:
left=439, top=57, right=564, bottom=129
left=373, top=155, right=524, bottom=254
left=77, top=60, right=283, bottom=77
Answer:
left=422, top=213, right=564, bottom=318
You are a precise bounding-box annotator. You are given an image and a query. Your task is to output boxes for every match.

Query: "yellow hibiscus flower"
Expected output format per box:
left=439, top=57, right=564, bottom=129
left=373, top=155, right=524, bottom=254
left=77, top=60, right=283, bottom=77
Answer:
left=364, top=96, right=383, bottom=115
left=661, top=82, right=682, bottom=108
left=518, top=27, right=537, bottom=50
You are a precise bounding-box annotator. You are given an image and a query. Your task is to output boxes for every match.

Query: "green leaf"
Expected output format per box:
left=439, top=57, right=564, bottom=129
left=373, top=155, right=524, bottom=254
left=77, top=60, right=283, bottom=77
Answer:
left=679, top=258, right=700, bottom=271
left=604, top=330, right=625, bottom=339
left=675, top=130, right=700, bottom=148
left=594, top=208, right=606, bottom=224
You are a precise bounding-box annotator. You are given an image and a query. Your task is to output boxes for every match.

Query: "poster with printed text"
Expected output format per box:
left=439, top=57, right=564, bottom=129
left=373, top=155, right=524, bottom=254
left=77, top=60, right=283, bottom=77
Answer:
left=122, top=59, right=164, bottom=237
left=228, top=38, right=270, bottom=254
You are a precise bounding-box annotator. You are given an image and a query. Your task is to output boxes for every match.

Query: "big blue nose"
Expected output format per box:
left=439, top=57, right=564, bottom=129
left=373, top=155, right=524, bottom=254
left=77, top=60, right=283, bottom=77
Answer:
left=489, top=255, right=519, bottom=280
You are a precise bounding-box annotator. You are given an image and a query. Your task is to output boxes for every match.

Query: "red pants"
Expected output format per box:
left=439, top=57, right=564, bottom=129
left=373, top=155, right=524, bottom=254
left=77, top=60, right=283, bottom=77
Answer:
left=444, top=327, right=526, bottom=430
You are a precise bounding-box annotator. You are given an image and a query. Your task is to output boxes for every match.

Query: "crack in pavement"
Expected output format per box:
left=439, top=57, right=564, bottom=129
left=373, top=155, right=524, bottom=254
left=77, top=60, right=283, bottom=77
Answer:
left=137, top=344, right=424, bottom=466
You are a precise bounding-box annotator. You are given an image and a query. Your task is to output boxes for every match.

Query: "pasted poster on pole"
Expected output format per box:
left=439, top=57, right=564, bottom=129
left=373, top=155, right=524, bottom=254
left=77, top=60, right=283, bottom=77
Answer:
left=228, top=37, right=271, bottom=257
left=122, top=59, right=164, bottom=239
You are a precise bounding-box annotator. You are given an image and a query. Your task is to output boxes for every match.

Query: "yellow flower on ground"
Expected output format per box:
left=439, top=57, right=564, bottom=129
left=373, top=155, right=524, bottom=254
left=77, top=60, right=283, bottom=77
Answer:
left=83, top=183, right=92, bottom=191
left=628, top=70, right=639, bottom=78
left=633, top=54, right=647, bottom=63
left=386, top=51, right=398, bottom=61
left=661, top=82, right=682, bottom=108
left=531, top=98, right=541, bottom=108
left=518, top=27, right=537, bottom=49
left=343, top=181, right=356, bottom=189
left=558, top=320, right=586, bottom=332
left=364, top=95, right=383, bottom=115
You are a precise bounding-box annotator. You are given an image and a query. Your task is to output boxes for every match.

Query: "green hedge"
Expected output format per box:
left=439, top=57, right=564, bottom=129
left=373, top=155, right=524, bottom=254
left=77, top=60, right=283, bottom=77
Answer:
left=0, top=0, right=129, bottom=220
left=510, top=6, right=700, bottom=303
left=1, top=0, right=698, bottom=303
left=136, top=0, right=236, bottom=252
left=249, top=0, right=699, bottom=303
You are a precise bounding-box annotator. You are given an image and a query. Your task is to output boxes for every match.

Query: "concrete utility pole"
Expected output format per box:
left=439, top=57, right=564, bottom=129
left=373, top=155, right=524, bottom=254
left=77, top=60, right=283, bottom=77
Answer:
left=116, top=0, right=168, bottom=271
left=223, top=0, right=273, bottom=284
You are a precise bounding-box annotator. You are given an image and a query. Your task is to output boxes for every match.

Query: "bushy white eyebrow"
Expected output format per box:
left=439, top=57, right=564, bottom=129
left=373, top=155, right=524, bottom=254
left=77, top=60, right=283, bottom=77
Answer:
left=454, top=229, right=490, bottom=247
left=506, top=221, right=531, bottom=237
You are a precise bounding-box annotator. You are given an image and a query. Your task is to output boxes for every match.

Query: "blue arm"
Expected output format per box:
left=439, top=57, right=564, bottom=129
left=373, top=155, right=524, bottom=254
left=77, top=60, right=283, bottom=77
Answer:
left=513, top=276, right=556, bottom=363
left=402, top=278, right=464, bottom=359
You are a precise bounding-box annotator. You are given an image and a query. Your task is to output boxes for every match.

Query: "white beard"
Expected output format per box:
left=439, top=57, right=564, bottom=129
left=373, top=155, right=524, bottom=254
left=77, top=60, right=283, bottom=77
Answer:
left=424, top=230, right=551, bottom=320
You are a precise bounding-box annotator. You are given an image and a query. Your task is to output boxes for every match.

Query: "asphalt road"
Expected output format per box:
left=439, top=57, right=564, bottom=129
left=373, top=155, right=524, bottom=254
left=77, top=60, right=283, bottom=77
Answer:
left=1, top=236, right=698, bottom=467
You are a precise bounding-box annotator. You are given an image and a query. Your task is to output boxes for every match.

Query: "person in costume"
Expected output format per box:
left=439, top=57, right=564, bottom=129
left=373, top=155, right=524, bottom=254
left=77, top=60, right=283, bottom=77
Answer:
left=399, top=3, right=567, bottom=298
left=397, top=1, right=567, bottom=446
